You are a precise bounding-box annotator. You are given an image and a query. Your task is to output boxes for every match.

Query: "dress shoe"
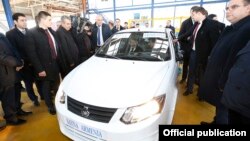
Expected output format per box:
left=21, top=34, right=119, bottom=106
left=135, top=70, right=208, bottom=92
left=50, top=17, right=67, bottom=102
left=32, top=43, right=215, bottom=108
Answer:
left=48, top=107, right=56, bottom=115
left=34, top=100, right=40, bottom=107
left=183, top=90, right=193, bottom=96
left=0, top=120, right=6, bottom=131
left=17, top=109, right=33, bottom=116
left=6, top=118, right=26, bottom=125
left=200, top=121, right=216, bottom=125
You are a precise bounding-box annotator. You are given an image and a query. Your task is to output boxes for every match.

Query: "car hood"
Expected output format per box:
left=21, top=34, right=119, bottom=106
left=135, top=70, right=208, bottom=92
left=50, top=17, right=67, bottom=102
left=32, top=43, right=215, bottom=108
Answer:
left=63, top=56, right=170, bottom=108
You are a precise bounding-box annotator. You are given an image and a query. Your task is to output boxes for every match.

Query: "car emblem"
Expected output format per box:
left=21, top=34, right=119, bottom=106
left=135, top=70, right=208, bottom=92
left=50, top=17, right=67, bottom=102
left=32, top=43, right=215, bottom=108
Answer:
left=81, top=106, right=90, bottom=117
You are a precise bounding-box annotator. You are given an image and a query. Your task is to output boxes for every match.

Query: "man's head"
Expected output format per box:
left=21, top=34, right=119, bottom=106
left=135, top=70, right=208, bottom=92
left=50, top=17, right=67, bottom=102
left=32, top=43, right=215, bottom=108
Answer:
left=148, top=38, right=156, bottom=48
left=166, top=20, right=172, bottom=27
left=226, top=0, right=250, bottom=24
left=12, top=13, right=27, bottom=29
left=207, top=14, right=218, bottom=21
left=191, top=7, right=207, bottom=22
left=190, top=6, right=200, bottom=19
left=145, top=22, right=149, bottom=28
left=37, top=11, right=52, bottom=29
left=129, top=37, right=138, bottom=48
left=95, top=15, right=103, bottom=26
left=135, top=23, right=140, bottom=28
left=115, top=18, right=121, bottom=27
left=61, top=16, right=72, bottom=31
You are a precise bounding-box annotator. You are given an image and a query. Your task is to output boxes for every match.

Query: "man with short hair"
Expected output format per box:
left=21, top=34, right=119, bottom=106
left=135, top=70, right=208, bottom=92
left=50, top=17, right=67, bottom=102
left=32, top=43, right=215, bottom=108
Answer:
left=91, top=15, right=112, bottom=51
left=6, top=13, right=39, bottom=109
left=112, top=18, right=125, bottom=34
left=198, top=0, right=250, bottom=124
left=25, top=11, right=60, bottom=115
left=178, top=6, right=198, bottom=84
left=183, top=6, right=221, bottom=96
left=56, top=15, right=79, bottom=78
left=165, top=20, right=175, bottom=34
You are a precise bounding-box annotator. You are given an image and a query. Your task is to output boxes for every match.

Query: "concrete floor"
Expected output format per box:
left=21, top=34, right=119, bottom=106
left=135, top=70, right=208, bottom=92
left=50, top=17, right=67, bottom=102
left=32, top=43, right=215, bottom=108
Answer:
left=0, top=80, right=215, bottom=141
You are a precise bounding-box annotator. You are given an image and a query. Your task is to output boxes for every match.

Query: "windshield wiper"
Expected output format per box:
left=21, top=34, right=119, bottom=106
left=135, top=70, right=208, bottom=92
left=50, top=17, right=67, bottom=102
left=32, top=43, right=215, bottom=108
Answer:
left=95, top=54, right=121, bottom=59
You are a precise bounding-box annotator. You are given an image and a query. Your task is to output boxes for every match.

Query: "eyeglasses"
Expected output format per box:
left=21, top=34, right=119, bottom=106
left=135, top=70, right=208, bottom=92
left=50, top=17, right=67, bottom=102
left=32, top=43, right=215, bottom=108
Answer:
left=225, top=4, right=247, bottom=11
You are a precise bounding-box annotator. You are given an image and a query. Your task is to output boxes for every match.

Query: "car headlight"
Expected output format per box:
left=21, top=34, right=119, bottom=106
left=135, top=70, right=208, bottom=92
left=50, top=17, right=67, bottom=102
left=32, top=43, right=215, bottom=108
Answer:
left=120, top=95, right=165, bottom=124
left=59, top=90, right=66, bottom=104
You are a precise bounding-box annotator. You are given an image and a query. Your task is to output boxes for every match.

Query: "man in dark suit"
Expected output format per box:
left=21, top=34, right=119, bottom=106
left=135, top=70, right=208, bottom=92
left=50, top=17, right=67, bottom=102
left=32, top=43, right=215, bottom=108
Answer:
left=6, top=13, right=39, bottom=109
left=221, top=41, right=250, bottom=124
left=128, top=37, right=143, bottom=53
left=91, top=15, right=112, bottom=51
left=183, top=7, right=221, bottom=96
left=25, top=11, right=60, bottom=115
left=165, top=20, right=175, bottom=34
left=198, top=0, right=250, bottom=124
left=0, top=33, right=26, bottom=125
left=56, top=15, right=79, bottom=78
left=178, top=6, right=198, bottom=84
left=111, top=18, right=125, bottom=34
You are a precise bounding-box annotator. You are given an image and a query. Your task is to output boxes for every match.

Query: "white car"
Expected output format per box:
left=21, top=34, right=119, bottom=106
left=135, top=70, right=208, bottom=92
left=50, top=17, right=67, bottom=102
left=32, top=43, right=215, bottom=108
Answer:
left=56, top=28, right=180, bottom=141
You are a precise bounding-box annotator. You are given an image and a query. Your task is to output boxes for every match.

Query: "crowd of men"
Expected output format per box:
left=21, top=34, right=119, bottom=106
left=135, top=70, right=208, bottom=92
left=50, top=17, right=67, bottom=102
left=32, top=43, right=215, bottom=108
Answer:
left=0, top=0, right=249, bottom=131
left=176, top=0, right=250, bottom=125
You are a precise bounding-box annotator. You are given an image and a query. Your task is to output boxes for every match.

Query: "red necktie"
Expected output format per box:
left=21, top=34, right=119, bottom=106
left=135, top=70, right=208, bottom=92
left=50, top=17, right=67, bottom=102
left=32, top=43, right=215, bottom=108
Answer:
left=192, top=23, right=200, bottom=48
left=45, top=30, right=57, bottom=59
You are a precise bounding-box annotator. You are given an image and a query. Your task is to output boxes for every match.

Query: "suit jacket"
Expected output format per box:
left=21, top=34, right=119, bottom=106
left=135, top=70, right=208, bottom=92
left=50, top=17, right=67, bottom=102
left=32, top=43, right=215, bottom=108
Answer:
left=198, top=16, right=250, bottom=106
left=165, top=25, right=175, bottom=34
left=56, top=26, right=79, bottom=74
left=178, top=17, right=194, bottom=52
left=6, top=27, right=35, bottom=80
left=0, top=33, right=23, bottom=87
left=193, top=18, right=221, bottom=66
left=76, top=32, right=92, bottom=62
left=221, top=41, right=250, bottom=118
left=25, top=27, right=59, bottom=81
left=111, top=25, right=125, bottom=34
left=91, top=23, right=112, bottom=48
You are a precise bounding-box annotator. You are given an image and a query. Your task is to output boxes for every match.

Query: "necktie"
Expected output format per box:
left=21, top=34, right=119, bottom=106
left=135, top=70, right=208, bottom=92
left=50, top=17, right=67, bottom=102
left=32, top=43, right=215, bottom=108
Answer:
left=97, top=26, right=101, bottom=46
left=44, top=30, right=57, bottom=59
left=192, top=23, right=200, bottom=48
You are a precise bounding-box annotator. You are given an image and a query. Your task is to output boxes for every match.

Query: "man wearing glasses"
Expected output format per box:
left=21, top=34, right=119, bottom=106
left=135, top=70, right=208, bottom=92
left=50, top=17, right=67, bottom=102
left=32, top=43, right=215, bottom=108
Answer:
left=198, top=0, right=250, bottom=124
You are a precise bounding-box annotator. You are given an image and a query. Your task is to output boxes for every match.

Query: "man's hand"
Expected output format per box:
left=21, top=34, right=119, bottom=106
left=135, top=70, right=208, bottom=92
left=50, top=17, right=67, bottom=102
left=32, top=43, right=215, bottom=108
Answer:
left=16, top=66, right=23, bottom=71
left=38, top=71, right=46, bottom=77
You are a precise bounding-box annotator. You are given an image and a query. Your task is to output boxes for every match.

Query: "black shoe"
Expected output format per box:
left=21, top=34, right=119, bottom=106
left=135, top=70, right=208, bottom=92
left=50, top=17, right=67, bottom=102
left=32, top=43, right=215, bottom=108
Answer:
left=0, top=120, right=6, bottom=131
left=17, top=109, right=33, bottom=116
left=48, top=107, right=56, bottom=115
left=179, top=79, right=186, bottom=84
left=34, top=100, right=40, bottom=107
left=6, top=118, right=26, bottom=125
left=200, top=121, right=216, bottom=125
left=183, top=90, right=193, bottom=96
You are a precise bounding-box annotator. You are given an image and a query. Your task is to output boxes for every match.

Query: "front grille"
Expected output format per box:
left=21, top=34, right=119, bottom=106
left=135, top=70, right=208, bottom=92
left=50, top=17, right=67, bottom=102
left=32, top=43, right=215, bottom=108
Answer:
left=67, top=96, right=117, bottom=123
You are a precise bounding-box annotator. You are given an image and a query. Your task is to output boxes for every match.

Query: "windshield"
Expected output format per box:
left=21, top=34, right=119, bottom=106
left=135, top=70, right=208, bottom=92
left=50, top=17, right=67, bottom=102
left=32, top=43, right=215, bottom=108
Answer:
left=95, top=32, right=171, bottom=61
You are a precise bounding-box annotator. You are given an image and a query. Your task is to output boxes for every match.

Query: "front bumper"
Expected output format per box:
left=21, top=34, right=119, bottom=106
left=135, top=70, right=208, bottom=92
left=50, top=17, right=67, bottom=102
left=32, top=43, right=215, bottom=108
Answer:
left=56, top=100, right=174, bottom=141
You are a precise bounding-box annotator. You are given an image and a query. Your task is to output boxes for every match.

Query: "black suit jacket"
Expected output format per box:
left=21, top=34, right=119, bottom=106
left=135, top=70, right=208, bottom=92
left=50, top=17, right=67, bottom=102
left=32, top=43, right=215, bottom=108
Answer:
left=25, top=27, right=59, bottom=81
left=222, top=41, right=250, bottom=118
left=194, top=18, right=221, bottom=65
left=198, top=16, right=250, bottom=106
left=0, top=33, right=23, bottom=87
left=56, top=26, right=79, bottom=74
left=91, top=23, right=112, bottom=48
left=178, top=17, right=194, bottom=52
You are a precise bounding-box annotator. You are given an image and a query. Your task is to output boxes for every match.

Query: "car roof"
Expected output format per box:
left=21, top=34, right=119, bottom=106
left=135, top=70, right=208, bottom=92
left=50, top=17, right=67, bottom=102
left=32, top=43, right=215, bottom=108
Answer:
left=118, top=28, right=171, bottom=33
